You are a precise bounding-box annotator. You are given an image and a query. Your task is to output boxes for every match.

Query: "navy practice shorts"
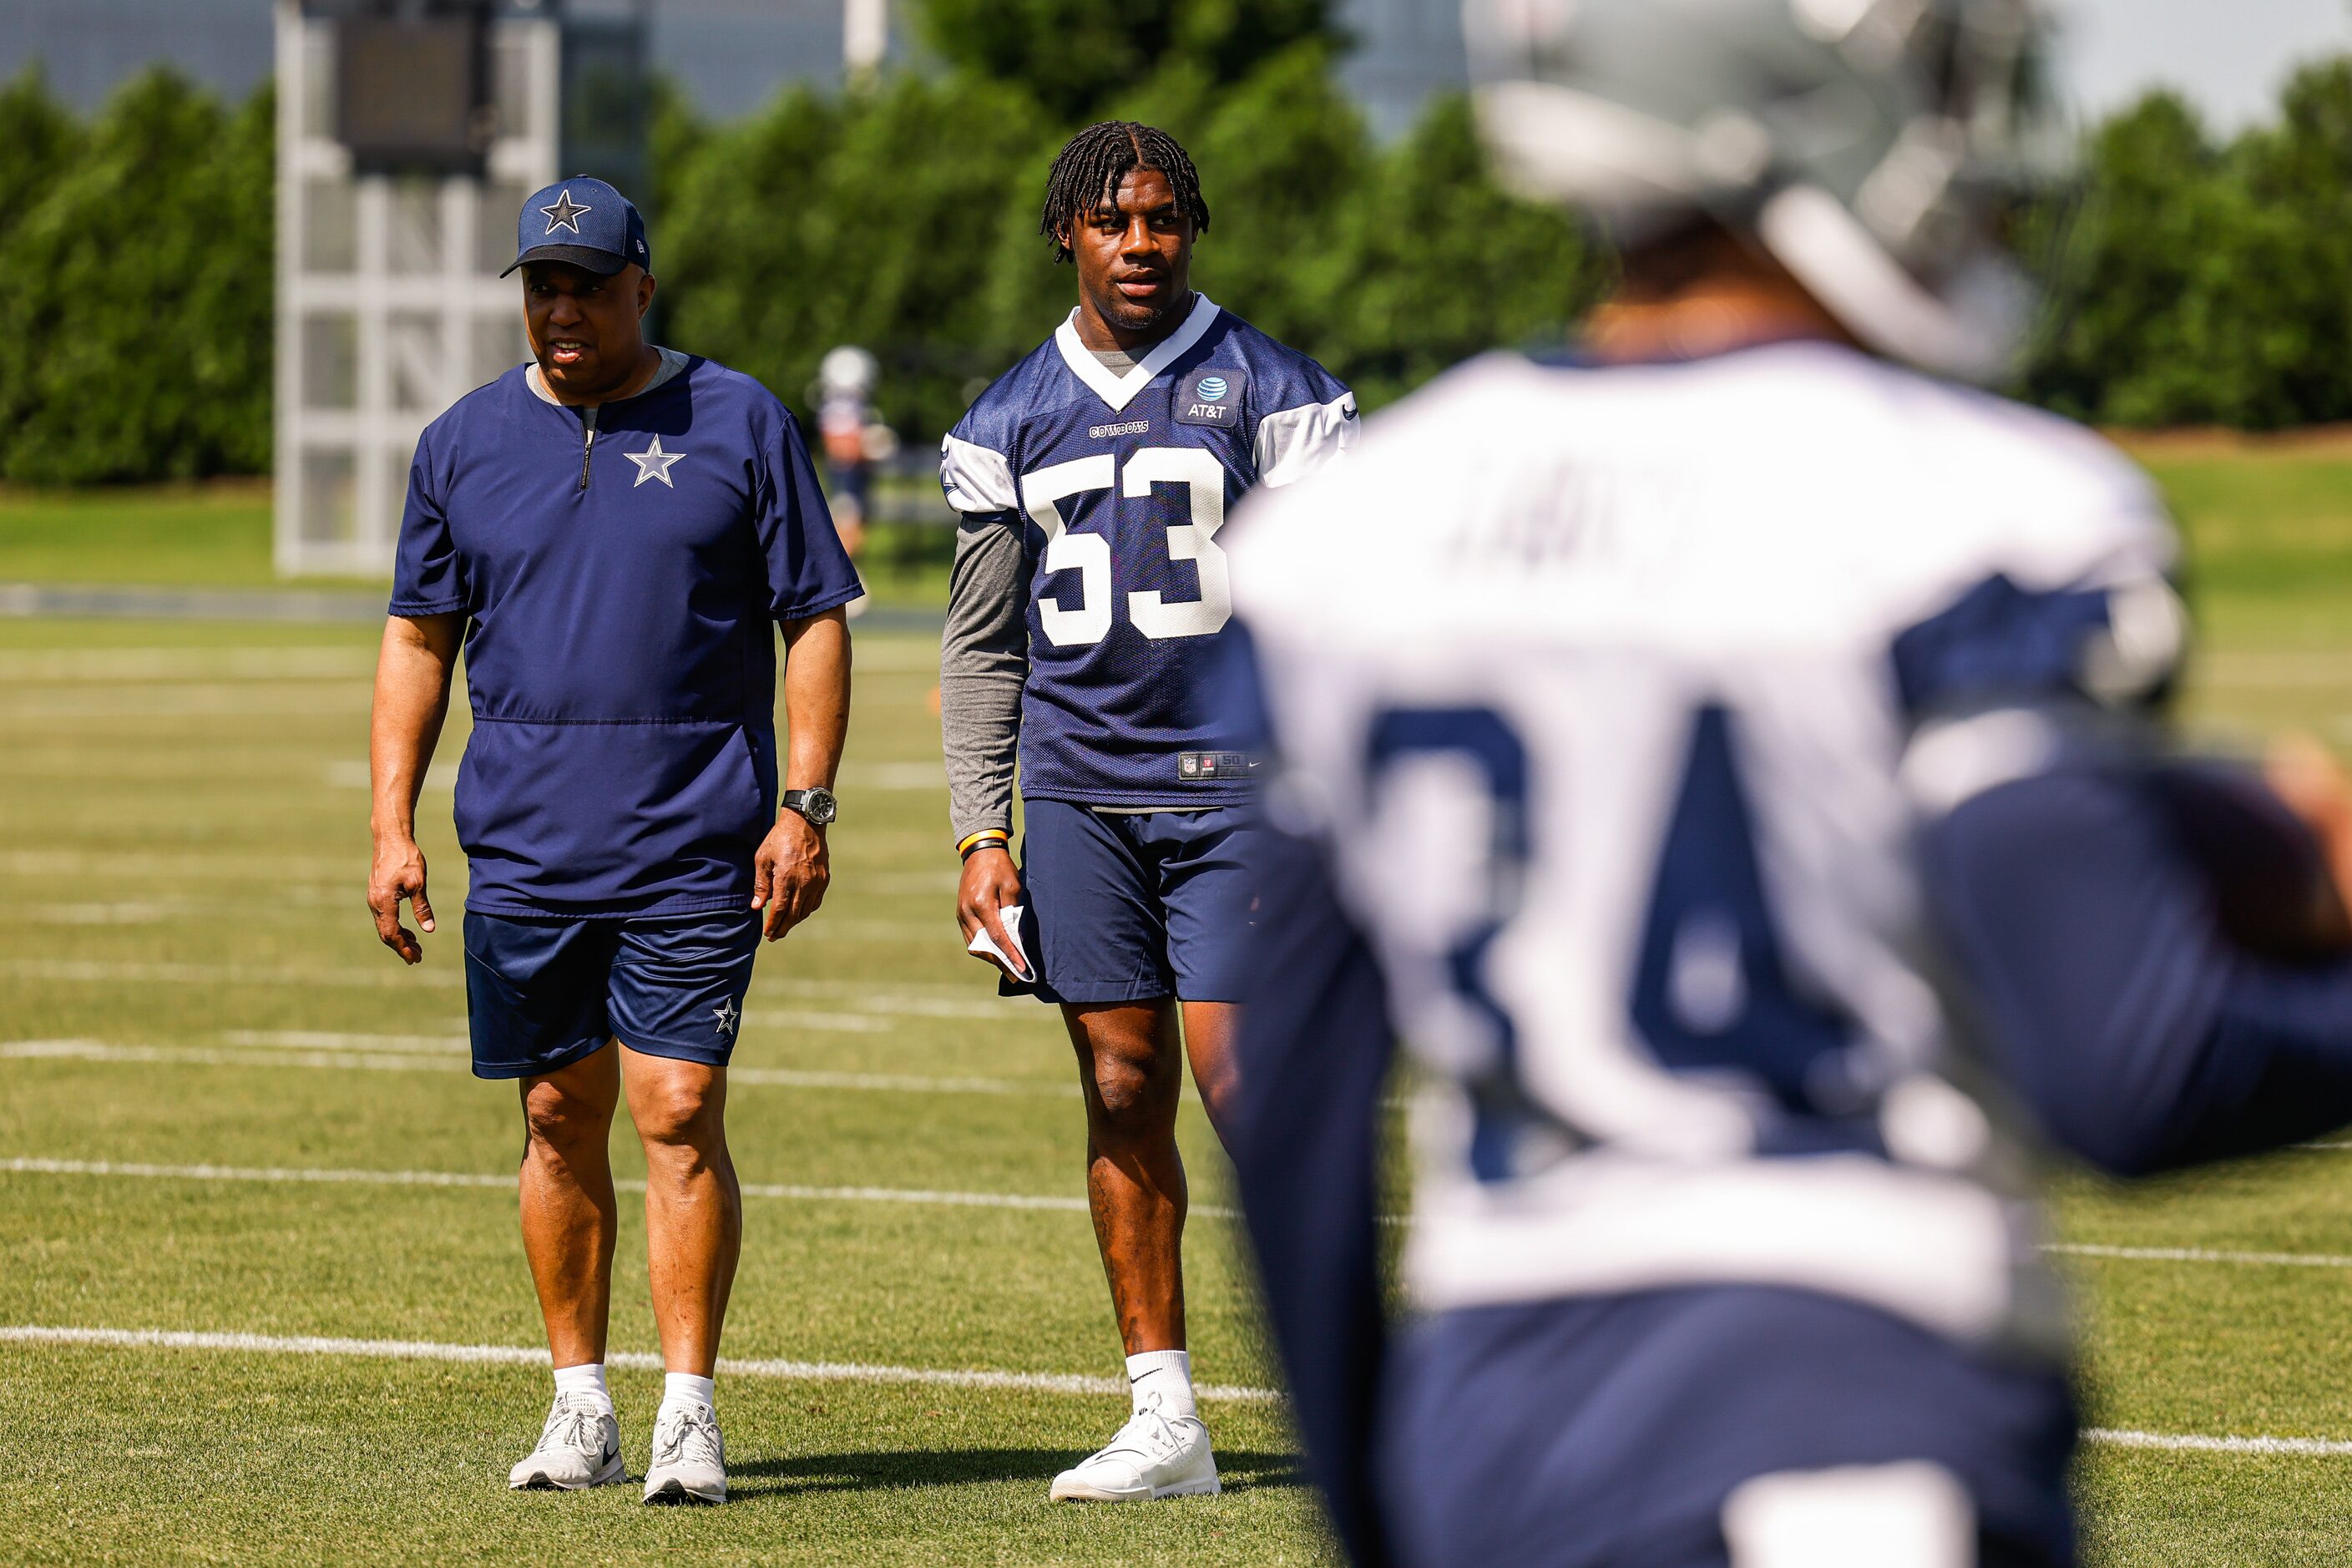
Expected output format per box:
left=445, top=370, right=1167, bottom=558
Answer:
left=1378, top=1287, right=2078, bottom=1568
left=1011, top=800, right=1266, bottom=1006
left=462, top=910, right=761, bottom=1080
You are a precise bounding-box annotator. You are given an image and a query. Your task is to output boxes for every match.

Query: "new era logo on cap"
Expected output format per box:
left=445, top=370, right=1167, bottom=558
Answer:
left=504, top=176, right=650, bottom=279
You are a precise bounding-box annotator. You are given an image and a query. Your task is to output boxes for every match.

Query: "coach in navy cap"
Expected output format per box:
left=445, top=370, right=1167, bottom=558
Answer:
left=368, top=176, right=860, bottom=1505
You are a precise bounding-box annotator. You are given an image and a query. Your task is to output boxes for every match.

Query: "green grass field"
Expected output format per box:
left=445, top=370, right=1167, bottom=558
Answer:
left=8, top=443, right=2352, bottom=1564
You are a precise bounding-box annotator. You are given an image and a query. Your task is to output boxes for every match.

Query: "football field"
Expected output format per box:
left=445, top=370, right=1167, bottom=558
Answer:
left=8, top=443, right=2352, bottom=1563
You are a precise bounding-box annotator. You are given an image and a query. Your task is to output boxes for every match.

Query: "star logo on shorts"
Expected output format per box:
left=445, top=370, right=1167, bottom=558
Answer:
left=626, top=435, right=685, bottom=487
left=712, top=997, right=740, bottom=1039
left=541, top=189, right=592, bottom=235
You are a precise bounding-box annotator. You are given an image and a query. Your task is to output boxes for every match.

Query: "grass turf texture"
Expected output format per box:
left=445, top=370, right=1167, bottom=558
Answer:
left=3, top=445, right=2352, bottom=1562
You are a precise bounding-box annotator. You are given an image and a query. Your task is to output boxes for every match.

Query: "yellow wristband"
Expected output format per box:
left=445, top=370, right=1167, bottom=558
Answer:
left=957, top=830, right=1010, bottom=858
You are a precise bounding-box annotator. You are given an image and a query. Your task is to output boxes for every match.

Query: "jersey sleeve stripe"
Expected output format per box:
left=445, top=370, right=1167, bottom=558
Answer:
left=939, top=433, right=1019, bottom=515
left=1255, top=394, right=1360, bottom=488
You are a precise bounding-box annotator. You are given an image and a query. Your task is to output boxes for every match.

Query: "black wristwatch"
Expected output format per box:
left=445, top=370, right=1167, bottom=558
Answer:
left=781, top=787, right=838, bottom=827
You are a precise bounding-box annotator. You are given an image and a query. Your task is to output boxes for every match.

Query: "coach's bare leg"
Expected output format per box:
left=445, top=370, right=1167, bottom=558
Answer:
left=519, top=1042, right=623, bottom=1368
left=1067, top=1001, right=1191, bottom=1353
left=624, top=1049, right=741, bottom=1376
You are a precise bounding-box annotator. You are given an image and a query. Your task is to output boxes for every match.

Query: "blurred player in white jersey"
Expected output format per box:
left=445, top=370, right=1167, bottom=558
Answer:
left=1223, top=2, right=2352, bottom=1564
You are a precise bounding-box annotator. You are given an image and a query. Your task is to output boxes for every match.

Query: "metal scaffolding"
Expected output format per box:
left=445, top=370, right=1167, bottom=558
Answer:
left=273, top=1, right=562, bottom=578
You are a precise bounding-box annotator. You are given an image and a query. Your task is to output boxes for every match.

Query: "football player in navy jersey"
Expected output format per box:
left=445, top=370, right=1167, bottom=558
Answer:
left=370, top=178, right=860, bottom=1507
left=1223, top=3, right=2352, bottom=1565
left=938, top=121, right=1357, bottom=1502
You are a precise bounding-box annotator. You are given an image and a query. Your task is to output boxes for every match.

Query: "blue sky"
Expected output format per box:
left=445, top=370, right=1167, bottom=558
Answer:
left=2062, top=0, right=2351, bottom=125
left=7, top=1, right=2351, bottom=129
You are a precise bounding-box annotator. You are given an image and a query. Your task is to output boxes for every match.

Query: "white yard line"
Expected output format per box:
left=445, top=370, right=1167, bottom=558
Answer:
left=2049, top=1242, right=2352, bottom=1270
left=0, top=1324, right=2334, bottom=1440
left=0, top=1039, right=1077, bottom=1097
left=0, top=689, right=370, bottom=719
left=0, top=1156, right=1139, bottom=1214
left=0, top=1324, right=1273, bottom=1404
left=0, top=648, right=378, bottom=682
left=2081, top=1429, right=2352, bottom=1456
left=0, top=960, right=1019, bottom=1019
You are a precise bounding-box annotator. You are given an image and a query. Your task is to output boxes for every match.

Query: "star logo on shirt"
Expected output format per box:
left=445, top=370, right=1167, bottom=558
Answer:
left=626, top=435, right=686, bottom=487
left=541, top=189, right=592, bottom=235
left=712, top=997, right=740, bottom=1039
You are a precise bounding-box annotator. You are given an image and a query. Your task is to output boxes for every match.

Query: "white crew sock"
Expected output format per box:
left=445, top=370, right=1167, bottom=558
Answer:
left=552, top=1361, right=613, bottom=1416
left=661, top=1371, right=717, bottom=1414
left=1125, top=1349, right=1197, bottom=1422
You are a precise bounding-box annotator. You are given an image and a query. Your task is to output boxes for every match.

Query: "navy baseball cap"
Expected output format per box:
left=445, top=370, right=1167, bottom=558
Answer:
left=503, top=177, right=650, bottom=278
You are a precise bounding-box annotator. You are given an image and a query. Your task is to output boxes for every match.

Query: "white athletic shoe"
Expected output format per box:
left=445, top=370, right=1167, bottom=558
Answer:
left=508, top=1393, right=625, bottom=1491
left=1049, top=1398, right=1220, bottom=1502
left=643, top=1402, right=727, bottom=1505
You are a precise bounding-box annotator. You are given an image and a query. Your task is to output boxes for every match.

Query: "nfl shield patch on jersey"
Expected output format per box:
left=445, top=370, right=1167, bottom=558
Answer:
left=1176, top=367, right=1248, bottom=428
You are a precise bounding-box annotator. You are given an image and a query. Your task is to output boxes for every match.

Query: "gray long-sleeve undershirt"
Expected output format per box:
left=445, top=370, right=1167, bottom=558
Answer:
left=939, top=343, right=1141, bottom=842
left=940, top=510, right=1028, bottom=841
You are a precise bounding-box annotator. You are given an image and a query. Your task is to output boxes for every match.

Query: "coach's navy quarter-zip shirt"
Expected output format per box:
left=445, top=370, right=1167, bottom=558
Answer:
left=390, top=350, right=862, bottom=918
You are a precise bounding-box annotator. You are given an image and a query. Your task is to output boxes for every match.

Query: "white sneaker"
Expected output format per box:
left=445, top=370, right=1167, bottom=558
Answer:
left=508, top=1393, right=625, bottom=1490
left=1049, top=1399, right=1220, bottom=1502
left=643, top=1402, right=727, bottom=1505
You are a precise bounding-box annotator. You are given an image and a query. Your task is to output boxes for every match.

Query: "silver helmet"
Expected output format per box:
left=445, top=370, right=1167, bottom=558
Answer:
left=1464, top=0, right=2071, bottom=380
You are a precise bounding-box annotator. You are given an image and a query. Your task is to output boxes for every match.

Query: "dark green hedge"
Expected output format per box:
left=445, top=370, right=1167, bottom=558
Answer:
left=8, top=32, right=2352, bottom=487
left=0, top=69, right=273, bottom=485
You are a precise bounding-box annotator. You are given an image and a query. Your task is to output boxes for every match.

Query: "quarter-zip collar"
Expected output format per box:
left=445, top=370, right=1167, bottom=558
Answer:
left=526, top=346, right=692, bottom=493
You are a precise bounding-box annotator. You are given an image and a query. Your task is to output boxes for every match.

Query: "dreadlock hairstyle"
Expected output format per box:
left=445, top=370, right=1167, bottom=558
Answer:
left=1038, top=121, right=1211, bottom=264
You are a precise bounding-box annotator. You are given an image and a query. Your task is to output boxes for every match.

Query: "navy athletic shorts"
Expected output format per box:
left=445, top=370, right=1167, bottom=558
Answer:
left=1010, top=800, right=1266, bottom=1006
left=1378, top=1287, right=2077, bottom=1568
left=462, top=910, right=760, bottom=1080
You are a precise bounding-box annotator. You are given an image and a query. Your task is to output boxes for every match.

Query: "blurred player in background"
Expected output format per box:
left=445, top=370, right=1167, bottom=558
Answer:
left=937, top=121, right=1355, bottom=1502
left=817, top=344, right=893, bottom=615
left=1225, top=2, right=2352, bottom=1563
left=368, top=178, right=859, bottom=1507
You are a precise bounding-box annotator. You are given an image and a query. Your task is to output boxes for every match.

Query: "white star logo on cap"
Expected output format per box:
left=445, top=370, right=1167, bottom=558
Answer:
left=626, top=435, right=686, bottom=488
left=540, top=189, right=592, bottom=235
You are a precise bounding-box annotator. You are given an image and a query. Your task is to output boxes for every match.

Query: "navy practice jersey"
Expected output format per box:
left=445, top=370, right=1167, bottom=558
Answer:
left=939, top=295, right=1356, bottom=807
left=391, top=356, right=862, bottom=918
left=1231, top=341, right=2192, bottom=1350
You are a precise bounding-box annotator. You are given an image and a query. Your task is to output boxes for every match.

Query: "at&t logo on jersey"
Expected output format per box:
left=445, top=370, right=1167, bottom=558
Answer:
left=1177, top=367, right=1248, bottom=427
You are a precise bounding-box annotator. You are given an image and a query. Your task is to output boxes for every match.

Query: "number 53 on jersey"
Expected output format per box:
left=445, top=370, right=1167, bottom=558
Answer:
left=1022, top=447, right=1232, bottom=646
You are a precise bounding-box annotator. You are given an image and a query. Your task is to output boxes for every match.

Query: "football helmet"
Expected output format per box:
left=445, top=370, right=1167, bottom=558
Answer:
left=1464, top=0, right=2072, bottom=380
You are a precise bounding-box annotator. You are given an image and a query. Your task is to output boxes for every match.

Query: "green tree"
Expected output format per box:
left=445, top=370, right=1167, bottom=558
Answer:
left=911, top=0, right=1333, bottom=123
left=0, top=70, right=273, bottom=483
left=660, top=72, right=1052, bottom=441
left=0, top=68, right=82, bottom=254
left=1315, top=94, right=1607, bottom=407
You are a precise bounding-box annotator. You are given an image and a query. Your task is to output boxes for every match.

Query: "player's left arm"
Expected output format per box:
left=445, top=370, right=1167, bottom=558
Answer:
left=1251, top=362, right=1358, bottom=490
left=1899, top=532, right=2352, bottom=1170
left=756, top=607, right=849, bottom=942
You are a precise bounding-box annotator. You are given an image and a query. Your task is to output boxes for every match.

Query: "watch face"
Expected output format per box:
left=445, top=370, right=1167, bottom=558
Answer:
left=802, top=789, right=837, bottom=826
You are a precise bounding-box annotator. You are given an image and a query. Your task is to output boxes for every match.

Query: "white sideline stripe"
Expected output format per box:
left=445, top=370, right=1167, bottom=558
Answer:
left=2049, top=1242, right=2352, bottom=1270
left=0, top=1040, right=1077, bottom=1098
left=2082, top=1428, right=2352, bottom=1456
left=0, top=1157, right=1177, bottom=1214
left=0, top=1326, right=2333, bottom=1437
left=0, top=1153, right=2326, bottom=1253
left=0, top=1325, right=1276, bottom=1404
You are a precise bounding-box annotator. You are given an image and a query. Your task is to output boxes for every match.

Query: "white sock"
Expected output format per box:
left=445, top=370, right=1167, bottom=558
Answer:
left=553, top=1362, right=612, bottom=1415
left=1126, top=1349, right=1197, bottom=1422
left=661, top=1371, right=716, bottom=1413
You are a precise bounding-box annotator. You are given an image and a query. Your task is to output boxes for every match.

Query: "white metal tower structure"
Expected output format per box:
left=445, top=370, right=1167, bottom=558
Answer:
left=273, top=1, right=559, bottom=578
